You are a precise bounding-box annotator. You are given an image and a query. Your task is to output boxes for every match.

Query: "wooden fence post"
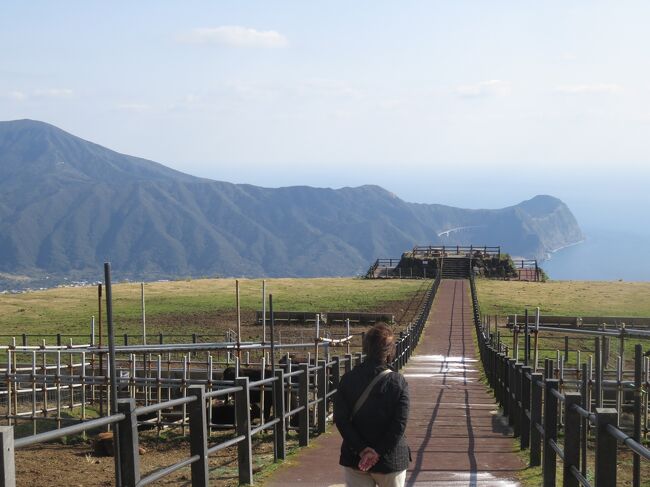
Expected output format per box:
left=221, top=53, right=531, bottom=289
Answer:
left=489, top=346, right=495, bottom=390
left=508, top=359, right=517, bottom=425
left=496, top=352, right=504, bottom=408
left=530, top=373, right=543, bottom=466
left=0, top=426, right=16, bottom=487
left=563, top=392, right=581, bottom=487
left=520, top=366, right=532, bottom=449
left=514, top=363, right=522, bottom=437
left=543, top=379, right=559, bottom=487
left=117, top=398, right=141, bottom=487
left=595, top=408, right=617, bottom=487
left=235, top=376, right=253, bottom=485
left=188, top=385, right=209, bottom=487
left=502, top=355, right=509, bottom=416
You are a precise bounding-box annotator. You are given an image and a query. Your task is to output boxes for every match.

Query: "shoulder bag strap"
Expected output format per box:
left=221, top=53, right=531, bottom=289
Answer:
left=350, top=369, right=392, bottom=419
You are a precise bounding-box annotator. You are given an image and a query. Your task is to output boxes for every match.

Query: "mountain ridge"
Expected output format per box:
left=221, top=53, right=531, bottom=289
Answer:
left=0, top=119, right=584, bottom=284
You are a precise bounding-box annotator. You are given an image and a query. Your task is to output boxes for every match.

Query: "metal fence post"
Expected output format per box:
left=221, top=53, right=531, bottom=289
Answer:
left=633, top=344, right=642, bottom=487
left=530, top=372, right=543, bottom=466
left=331, top=356, right=341, bottom=407
left=580, top=363, right=589, bottom=476
left=317, top=360, right=327, bottom=434
left=0, top=426, right=16, bottom=487
left=188, top=385, right=209, bottom=487
left=595, top=408, right=617, bottom=487
left=563, top=392, right=581, bottom=487
left=543, top=379, right=559, bottom=487
left=117, top=398, right=141, bottom=487
left=344, top=354, right=352, bottom=375
left=405, top=329, right=411, bottom=361
left=298, top=363, right=310, bottom=447
left=520, top=366, right=532, bottom=449
left=235, top=376, right=253, bottom=485
left=595, top=338, right=603, bottom=408
left=273, top=370, right=286, bottom=460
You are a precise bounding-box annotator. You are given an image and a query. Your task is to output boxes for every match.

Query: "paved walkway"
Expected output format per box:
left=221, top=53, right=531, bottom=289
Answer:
left=263, top=280, right=523, bottom=487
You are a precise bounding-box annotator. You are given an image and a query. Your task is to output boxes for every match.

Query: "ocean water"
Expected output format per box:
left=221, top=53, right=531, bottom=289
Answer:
left=542, top=227, right=650, bottom=282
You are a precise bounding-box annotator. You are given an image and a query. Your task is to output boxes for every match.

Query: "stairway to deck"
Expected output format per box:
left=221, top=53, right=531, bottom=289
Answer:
left=441, top=257, right=470, bottom=279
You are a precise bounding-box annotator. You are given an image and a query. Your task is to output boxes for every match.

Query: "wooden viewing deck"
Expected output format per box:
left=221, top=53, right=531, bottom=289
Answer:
left=263, top=279, right=524, bottom=486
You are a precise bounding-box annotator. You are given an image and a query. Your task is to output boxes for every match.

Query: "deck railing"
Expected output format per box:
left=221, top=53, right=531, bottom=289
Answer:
left=412, top=245, right=500, bottom=258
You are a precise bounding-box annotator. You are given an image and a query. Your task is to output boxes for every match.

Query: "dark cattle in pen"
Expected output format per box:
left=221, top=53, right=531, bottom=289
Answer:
left=222, top=366, right=274, bottom=420
left=209, top=399, right=265, bottom=427
left=278, top=354, right=335, bottom=427
left=210, top=398, right=236, bottom=426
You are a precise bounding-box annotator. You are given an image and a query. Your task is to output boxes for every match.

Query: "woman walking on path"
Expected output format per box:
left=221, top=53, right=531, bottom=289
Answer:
left=334, top=323, right=410, bottom=487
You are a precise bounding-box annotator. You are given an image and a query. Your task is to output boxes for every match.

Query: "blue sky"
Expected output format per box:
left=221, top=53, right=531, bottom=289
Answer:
left=1, top=1, right=649, bottom=234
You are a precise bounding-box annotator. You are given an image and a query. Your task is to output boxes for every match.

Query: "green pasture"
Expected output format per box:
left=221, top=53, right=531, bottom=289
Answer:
left=0, top=278, right=428, bottom=338
left=475, top=278, right=650, bottom=367
left=476, top=279, right=650, bottom=317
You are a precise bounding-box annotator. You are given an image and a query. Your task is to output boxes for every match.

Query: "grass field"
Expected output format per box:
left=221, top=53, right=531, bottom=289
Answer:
left=475, top=279, right=650, bottom=317
left=0, top=278, right=429, bottom=339
left=475, top=279, right=650, bottom=364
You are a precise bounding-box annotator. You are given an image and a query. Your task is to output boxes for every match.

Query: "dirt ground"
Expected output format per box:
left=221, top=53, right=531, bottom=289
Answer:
left=15, top=431, right=283, bottom=486
left=124, top=290, right=431, bottom=343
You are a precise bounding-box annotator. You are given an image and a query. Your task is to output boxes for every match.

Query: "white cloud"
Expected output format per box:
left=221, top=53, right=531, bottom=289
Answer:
left=555, top=83, right=622, bottom=94
left=33, top=88, right=73, bottom=98
left=297, top=78, right=361, bottom=98
left=166, top=94, right=203, bottom=112
left=183, top=94, right=200, bottom=104
left=116, top=103, right=151, bottom=113
left=6, top=90, right=27, bottom=101
left=456, top=80, right=511, bottom=98
left=179, top=26, right=288, bottom=48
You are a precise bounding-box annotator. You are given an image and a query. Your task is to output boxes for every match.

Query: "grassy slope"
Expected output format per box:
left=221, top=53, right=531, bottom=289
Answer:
left=0, top=278, right=427, bottom=337
left=475, top=279, right=650, bottom=363
left=475, top=279, right=650, bottom=317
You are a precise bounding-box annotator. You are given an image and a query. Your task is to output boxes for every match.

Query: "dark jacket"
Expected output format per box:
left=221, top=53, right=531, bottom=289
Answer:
left=333, top=359, right=410, bottom=473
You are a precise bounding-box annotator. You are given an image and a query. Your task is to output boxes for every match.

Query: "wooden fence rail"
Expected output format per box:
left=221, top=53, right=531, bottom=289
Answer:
left=470, top=272, right=650, bottom=487
left=0, top=275, right=440, bottom=487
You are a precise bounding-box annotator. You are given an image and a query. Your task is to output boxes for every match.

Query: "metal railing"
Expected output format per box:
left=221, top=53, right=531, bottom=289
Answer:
left=366, top=256, right=442, bottom=280
left=412, top=245, right=500, bottom=258
left=469, top=271, right=650, bottom=487
left=0, top=276, right=440, bottom=487
left=365, top=261, right=436, bottom=279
